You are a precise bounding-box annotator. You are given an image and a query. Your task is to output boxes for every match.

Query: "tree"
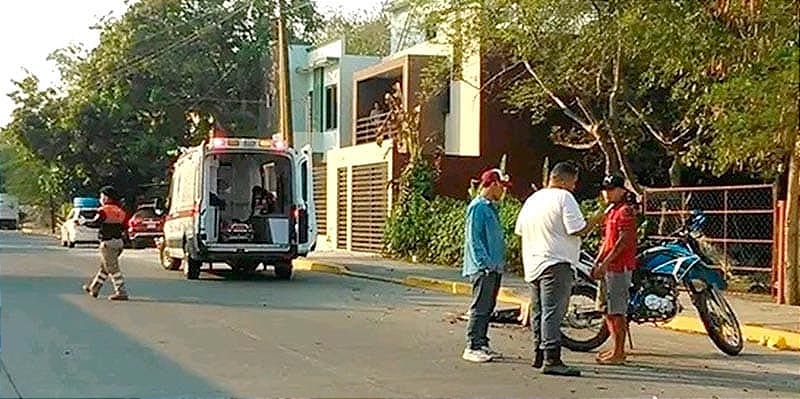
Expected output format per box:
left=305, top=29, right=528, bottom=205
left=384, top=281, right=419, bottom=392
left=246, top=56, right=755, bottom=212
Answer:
left=414, top=0, right=792, bottom=191
left=313, top=4, right=391, bottom=56
left=2, top=0, right=321, bottom=208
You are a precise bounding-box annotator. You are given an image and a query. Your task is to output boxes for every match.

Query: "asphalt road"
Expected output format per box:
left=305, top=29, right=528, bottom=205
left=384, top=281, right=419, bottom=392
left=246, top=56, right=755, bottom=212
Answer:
left=1, top=230, right=798, bottom=398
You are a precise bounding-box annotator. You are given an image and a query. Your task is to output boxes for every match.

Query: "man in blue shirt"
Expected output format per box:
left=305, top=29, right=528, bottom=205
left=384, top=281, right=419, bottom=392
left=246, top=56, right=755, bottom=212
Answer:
left=462, top=168, right=511, bottom=363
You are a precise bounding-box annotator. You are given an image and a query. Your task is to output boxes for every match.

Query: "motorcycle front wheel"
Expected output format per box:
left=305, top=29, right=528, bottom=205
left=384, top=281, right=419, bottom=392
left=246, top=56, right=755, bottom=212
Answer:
left=694, top=287, right=744, bottom=356
left=561, top=285, right=610, bottom=352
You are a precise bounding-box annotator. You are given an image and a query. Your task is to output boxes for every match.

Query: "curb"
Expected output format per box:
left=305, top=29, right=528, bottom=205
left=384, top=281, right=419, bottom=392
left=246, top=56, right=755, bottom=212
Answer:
left=293, top=258, right=800, bottom=352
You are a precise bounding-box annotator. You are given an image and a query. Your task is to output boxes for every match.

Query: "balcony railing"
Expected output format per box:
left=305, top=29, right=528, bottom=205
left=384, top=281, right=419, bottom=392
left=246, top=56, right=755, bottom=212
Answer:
left=354, top=112, right=396, bottom=145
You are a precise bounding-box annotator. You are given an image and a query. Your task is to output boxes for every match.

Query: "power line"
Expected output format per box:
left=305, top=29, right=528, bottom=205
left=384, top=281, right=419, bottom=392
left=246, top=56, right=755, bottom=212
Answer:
left=86, top=0, right=315, bottom=91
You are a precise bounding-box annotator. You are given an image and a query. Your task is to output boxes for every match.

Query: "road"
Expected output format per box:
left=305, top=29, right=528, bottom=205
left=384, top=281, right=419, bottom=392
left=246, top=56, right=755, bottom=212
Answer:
left=1, top=230, right=798, bottom=398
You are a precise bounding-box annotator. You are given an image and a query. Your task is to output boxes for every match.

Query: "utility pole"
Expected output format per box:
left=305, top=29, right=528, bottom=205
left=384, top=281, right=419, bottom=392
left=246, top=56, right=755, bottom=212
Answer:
left=276, top=0, right=293, bottom=146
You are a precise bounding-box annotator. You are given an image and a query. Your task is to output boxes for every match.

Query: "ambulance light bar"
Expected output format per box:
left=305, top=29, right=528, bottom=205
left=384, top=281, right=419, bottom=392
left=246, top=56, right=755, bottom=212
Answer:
left=208, top=137, right=287, bottom=151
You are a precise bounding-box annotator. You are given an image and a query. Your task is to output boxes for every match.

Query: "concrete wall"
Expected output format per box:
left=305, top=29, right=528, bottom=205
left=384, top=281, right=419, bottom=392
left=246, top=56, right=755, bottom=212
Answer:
left=444, top=50, right=481, bottom=157
left=289, top=44, right=310, bottom=138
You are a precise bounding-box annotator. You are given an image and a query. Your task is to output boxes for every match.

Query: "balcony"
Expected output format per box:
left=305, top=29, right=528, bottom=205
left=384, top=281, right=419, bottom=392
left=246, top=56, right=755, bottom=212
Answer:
left=354, top=112, right=396, bottom=145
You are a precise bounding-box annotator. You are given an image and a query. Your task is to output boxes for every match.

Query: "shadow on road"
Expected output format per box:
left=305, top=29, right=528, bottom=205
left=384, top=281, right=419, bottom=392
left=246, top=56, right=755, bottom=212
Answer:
left=575, top=357, right=799, bottom=394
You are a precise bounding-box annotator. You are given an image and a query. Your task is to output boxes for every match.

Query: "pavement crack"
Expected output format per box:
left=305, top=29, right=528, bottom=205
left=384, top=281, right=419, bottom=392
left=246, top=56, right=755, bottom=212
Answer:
left=0, top=358, right=22, bottom=398
left=220, top=319, right=262, bottom=342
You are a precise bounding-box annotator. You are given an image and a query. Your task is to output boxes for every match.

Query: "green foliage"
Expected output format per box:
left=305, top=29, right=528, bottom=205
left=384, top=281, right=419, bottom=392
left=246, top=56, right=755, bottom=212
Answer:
left=313, top=4, right=391, bottom=56
left=686, top=45, right=799, bottom=178
left=414, top=0, right=797, bottom=186
left=384, top=192, right=525, bottom=274
left=0, top=0, right=321, bottom=208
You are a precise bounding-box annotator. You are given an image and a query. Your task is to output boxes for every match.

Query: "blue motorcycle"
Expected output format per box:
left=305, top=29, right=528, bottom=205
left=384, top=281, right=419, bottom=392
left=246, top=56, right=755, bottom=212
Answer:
left=561, top=210, right=744, bottom=356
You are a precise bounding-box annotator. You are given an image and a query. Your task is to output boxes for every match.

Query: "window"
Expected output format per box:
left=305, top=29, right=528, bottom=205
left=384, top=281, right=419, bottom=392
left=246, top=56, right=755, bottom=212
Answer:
left=306, top=91, right=313, bottom=132
left=78, top=210, right=98, bottom=219
left=324, top=85, right=338, bottom=130
left=134, top=208, right=158, bottom=219
left=425, top=26, right=437, bottom=40
left=300, top=160, right=308, bottom=202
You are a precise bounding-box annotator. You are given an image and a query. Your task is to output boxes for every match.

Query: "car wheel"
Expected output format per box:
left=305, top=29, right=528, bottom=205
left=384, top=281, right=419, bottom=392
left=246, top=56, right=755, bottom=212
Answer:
left=159, top=243, right=181, bottom=271
left=274, top=261, right=293, bottom=280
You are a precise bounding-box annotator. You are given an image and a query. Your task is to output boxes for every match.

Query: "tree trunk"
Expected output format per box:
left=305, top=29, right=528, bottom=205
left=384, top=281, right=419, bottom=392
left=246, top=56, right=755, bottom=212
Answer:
left=784, top=136, right=799, bottom=305
left=669, top=156, right=683, bottom=186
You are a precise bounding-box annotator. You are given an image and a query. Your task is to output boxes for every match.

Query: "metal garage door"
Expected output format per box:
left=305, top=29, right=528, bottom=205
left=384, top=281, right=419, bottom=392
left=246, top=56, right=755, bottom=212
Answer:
left=350, top=162, right=388, bottom=253
left=312, top=164, right=327, bottom=234
left=336, top=167, right=348, bottom=249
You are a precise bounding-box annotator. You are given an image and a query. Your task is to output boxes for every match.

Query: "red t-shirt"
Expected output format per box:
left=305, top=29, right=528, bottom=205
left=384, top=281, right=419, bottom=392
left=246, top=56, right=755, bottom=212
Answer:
left=597, top=203, right=637, bottom=272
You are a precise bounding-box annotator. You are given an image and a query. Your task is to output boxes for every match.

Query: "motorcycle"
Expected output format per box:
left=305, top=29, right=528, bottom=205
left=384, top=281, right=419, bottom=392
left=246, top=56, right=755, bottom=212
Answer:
left=561, top=210, right=744, bottom=356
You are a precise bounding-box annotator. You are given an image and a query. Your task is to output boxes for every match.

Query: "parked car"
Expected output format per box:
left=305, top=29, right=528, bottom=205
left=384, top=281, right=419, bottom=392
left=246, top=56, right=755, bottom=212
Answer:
left=0, top=194, right=19, bottom=230
left=126, top=204, right=165, bottom=249
left=61, top=208, right=100, bottom=248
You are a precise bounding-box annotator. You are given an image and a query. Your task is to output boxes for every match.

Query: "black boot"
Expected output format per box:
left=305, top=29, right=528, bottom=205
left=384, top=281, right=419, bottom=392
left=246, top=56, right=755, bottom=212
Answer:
left=542, top=347, right=581, bottom=377
left=532, top=348, right=544, bottom=369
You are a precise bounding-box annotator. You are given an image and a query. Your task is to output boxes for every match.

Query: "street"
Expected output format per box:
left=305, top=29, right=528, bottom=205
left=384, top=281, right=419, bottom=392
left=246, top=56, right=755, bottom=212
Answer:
left=1, top=231, right=798, bottom=398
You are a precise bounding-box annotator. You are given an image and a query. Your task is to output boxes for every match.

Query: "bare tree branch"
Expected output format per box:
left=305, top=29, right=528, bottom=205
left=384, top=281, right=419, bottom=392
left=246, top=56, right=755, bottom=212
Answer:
left=523, top=61, right=593, bottom=132
left=625, top=101, right=672, bottom=145
left=551, top=137, right=599, bottom=150
left=478, top=61, right=522, bottom=92
left=608, top=40, right=621, bottom=122
left=575, top=97, right=595, bottom=125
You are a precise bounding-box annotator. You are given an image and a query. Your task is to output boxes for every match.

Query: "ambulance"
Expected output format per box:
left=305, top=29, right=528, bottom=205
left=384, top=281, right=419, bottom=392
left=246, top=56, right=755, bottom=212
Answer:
left=159, top=136, right=316, bottom=280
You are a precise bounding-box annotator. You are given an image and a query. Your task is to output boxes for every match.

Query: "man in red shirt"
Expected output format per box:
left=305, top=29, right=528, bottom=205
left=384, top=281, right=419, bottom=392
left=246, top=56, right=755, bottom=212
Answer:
left=592, top=174, right=637, bottom=365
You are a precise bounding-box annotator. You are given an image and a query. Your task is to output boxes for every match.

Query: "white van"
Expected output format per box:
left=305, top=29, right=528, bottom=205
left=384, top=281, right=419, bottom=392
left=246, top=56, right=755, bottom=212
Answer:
left=159, top=137, right=316, bottom=280
left=0, top=194, right=19, bottom=230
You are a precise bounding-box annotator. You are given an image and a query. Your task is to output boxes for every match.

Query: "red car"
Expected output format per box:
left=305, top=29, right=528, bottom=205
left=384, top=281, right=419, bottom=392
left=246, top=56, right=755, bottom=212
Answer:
left=126, top=204, right=165, bottom=249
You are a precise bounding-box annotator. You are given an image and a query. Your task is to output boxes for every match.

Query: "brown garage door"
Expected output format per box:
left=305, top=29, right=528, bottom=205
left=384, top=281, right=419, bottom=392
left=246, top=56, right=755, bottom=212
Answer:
left=312, top=164, right=327, bottom=234
left=350, top=162, right=389, bottom=253
left=336, top=167, right=348, bottom=249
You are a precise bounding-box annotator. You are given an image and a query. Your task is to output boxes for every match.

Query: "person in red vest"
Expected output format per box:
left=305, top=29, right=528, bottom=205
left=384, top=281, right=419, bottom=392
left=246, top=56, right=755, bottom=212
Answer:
left=81, top=185, right=130, bottom=301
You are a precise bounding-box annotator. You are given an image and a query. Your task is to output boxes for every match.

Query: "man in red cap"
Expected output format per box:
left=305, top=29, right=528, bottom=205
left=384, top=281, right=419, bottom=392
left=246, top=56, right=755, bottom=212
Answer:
left=461, top=168, right=512, bottom=363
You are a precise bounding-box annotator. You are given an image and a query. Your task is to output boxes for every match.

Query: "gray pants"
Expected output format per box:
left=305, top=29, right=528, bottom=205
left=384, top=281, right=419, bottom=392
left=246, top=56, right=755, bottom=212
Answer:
left=465, top=271, right=502, bottom=350
left=530, top=263, right=573, bottom=351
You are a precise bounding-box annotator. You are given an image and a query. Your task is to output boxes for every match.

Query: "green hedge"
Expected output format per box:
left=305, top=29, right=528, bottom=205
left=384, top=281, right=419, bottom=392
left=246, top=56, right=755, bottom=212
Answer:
left=384, top=192, right=649, bottom=275
left=382, top=155, right=650, bottom=275
left=383, top=193, right=524, bottom=274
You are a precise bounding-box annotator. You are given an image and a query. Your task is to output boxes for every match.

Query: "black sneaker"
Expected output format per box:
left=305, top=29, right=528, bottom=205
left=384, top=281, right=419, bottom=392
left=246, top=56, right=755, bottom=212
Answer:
left=108, top=292, right=129, bottom=301
left=532, top=349, right=544, bottom=369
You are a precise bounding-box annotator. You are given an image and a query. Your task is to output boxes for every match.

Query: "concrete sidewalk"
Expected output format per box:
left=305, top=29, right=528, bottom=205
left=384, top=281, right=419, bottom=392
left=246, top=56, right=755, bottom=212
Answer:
left=296, top=250, right=800, bottom=352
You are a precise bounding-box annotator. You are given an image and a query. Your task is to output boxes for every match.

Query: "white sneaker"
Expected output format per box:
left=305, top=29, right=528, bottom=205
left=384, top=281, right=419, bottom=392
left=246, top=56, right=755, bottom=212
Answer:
left=462, top=348, right=493, bottom=363
left=481, top=345, right=503, bottom=359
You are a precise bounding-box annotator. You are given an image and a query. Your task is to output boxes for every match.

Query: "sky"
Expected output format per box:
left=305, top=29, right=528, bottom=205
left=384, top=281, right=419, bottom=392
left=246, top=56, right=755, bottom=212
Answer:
left=0, top=0, right=372, bottom=127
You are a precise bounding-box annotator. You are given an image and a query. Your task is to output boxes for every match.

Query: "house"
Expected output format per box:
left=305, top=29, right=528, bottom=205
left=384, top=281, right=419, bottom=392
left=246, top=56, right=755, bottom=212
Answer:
left=320, top=1, right=584, bottom=253
left=291, top=39, right=382, bottom=249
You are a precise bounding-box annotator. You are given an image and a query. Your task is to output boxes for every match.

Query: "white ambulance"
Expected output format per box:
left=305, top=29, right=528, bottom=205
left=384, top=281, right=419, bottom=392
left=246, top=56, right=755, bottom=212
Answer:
left=159, top=136, right=316, bottom=280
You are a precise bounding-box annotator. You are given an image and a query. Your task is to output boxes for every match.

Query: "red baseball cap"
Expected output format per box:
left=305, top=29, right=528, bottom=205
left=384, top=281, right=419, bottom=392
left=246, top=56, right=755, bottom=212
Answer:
left=480, top=168, right=511, bottom=188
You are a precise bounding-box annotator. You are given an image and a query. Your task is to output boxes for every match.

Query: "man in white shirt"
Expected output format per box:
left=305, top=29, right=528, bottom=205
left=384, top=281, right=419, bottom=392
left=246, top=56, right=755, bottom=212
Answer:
left=515, top=161, right=604, bottom=376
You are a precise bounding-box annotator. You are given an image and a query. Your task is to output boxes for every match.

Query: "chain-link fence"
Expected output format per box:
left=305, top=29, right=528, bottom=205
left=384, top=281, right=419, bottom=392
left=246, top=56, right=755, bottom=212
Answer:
left=642, top=184, right=776, bottom=273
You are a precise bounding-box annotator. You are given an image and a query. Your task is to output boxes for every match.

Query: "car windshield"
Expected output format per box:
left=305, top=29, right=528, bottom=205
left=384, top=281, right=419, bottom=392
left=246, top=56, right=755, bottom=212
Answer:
left=134, top=208, right=158, bottom=219
left=78, top=210, right=98, bottom=219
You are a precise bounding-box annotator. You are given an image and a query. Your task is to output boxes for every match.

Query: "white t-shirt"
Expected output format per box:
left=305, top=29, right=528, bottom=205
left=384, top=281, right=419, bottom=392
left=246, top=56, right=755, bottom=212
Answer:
left=515, top=188, right=587, bottom=282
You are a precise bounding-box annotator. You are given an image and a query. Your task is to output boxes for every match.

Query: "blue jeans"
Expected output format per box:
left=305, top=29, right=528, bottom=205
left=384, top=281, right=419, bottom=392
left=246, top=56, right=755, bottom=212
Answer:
left=465, top=271, right=502, bottom=349
left=530, top=263, right=573, bottom=351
